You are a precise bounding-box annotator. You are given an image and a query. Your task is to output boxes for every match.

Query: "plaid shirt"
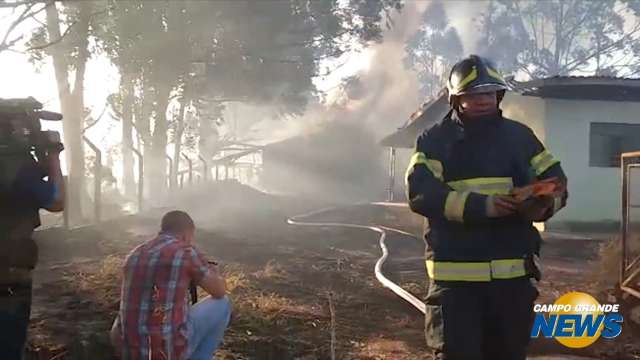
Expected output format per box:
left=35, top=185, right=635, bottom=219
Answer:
left=119, top=232, right=210, bottom=360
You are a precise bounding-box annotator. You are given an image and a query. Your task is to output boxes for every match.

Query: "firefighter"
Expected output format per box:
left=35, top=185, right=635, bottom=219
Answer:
left=405, top=55, right=568, bottom=360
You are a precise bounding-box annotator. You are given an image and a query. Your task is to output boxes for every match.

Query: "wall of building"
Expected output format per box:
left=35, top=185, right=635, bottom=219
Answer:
left=501, top=92, right=547, bottom=141
left=542, top=99, right=640, bottom=224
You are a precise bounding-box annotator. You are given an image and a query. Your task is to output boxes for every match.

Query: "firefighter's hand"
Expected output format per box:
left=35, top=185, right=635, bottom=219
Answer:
left=486, top=195, right=519, bottom=217
left=517, top=196, right=553, bottom=222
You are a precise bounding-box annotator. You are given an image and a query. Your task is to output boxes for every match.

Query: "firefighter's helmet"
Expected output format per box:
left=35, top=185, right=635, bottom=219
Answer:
left=447, top=55, right=508, bottom=105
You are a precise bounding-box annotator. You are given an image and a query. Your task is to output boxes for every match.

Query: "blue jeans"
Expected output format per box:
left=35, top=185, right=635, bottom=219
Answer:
left=0, top=282, right=32, bottom=360
left=186, top=296, right=232, bottom=360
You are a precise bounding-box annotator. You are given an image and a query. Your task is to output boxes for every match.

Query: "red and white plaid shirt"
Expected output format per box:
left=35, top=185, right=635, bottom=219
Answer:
left=118, top=232, right=210, bottom=360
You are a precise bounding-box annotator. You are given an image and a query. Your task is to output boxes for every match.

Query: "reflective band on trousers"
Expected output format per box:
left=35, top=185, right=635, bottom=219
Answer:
left=531, top=150, right=559, bottom=176
left=426, top=259, right=527, bottom=282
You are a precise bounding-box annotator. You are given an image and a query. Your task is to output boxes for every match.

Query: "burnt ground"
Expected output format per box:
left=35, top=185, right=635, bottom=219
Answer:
left=23, top=182, right=640, bottom=359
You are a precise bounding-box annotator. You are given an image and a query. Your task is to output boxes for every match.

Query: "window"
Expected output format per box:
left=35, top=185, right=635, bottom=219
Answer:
left=590, top=123, right=640, bottom=167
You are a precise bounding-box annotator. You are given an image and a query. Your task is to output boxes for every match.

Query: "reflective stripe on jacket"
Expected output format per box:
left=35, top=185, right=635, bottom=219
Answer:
left=406, top=110, right=567, bottom=281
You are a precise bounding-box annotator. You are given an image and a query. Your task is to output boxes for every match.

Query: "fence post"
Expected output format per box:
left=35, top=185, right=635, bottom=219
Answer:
left=63, top=175, right=70, bottom=229
left=388, top=147, right=396, bottom=202
left=198, top=154, right=208, bottom=182
left=182, top=153, right=193, bottom=185
left=620, top=151, right=640, bottom=300
left=166, top=154, right=174, bottom=189
left=83, top=136, right=101, bottom=223
left=129, top=146, right=144, bottom=212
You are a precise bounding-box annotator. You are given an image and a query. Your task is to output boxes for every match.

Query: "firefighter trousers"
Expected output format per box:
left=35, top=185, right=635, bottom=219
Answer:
left=424, top=277, right=538, bottom=360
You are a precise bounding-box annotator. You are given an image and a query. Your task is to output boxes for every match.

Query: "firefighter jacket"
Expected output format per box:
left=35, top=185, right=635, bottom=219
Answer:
left=406, top=109, right=567, bottom=282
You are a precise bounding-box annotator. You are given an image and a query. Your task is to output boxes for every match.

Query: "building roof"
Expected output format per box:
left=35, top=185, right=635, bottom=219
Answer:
left=379, top=92, right=449, bottom=148
left=509, top=76, right=640, bottom=102
left=381, top=75, right=640, bottom=148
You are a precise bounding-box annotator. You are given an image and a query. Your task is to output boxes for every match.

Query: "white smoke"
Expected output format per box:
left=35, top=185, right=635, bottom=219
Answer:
left=328, top=0, right=430, bottom=139
left=443, top=0, right=490, bottom=54
left=245, top=0, right=496, bottom=144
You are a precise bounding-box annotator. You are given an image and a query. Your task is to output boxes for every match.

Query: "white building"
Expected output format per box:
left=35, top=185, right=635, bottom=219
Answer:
left=381, top=76, right=640, bottom=229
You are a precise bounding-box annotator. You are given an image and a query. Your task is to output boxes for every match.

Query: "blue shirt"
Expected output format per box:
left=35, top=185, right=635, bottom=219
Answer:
left=10, top=161, right=56, bottom=209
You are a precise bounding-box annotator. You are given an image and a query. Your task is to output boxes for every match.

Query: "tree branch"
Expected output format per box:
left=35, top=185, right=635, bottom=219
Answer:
left=197, top=97, right=249, bottom=103
left=562, top=21, right=640, bottom=73
left=0, top=1, right=39, bottom=51
left=0, top=35, right=23, bottom=52
left=316, top=57, right=350, bottom=77
left=26, top=16, right=76, bottom=51
left=83, top=102, right=109, bottom=133
left=281, top=29, right=351, bottom=49
left=26, top=7, right=108, bottom=52
left=0, top=1, right=41, bottom=8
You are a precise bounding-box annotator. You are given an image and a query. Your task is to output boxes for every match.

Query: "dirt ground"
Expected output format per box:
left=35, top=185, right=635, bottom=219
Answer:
left=24, top=181, right=640, bottom=359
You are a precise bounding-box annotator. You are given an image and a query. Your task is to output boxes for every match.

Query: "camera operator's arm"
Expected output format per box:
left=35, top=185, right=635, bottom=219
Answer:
left=44, top=149, right=65, bottom=212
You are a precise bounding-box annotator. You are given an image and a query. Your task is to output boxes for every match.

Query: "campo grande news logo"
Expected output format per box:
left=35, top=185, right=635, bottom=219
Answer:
left=530, top=291, right=624, bottom=348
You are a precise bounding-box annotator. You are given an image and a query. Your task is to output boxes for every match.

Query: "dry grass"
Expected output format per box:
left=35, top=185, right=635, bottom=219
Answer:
left=593, top=236, right=622, bottom=291
left=399, top=281, right=424, bottom=296
left=62, top=255, right=123, bottom=307
left=253, top=259, right=288, bottom=279
left=223, top=266, right=250, bottom=293
left=252, top=292, right=293, bottom=314
left=593, top=234, right=640, bottom=292
left=244, top=292, right=320, bottom=321
left=356, top=338, right=416, bottom=360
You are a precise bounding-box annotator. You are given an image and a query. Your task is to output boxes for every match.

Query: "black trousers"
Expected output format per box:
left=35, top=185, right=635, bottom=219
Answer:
left=0, top=281, right=32, bottom=360
left=424, top=277, right=538, bottom=360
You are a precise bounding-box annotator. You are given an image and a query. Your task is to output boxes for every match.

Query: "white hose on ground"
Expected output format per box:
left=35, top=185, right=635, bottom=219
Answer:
left=287, top=205, right=427, bottom=314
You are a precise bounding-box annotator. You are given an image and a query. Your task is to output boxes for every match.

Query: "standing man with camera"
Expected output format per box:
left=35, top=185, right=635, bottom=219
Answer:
left=0, top=98, right=66, bottom=359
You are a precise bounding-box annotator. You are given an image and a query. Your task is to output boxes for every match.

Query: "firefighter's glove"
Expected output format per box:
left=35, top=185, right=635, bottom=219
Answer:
left=511, top=178, right=565, bottom=222
left=486, top=195, right=519, bottom=218
left=516, top=196, right=553, bottom=222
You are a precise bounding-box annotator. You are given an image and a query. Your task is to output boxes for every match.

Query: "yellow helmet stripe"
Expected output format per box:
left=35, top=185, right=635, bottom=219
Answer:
left=487, top=67, right=505, bottom=83
left=455, top=66, right=478, bottom=92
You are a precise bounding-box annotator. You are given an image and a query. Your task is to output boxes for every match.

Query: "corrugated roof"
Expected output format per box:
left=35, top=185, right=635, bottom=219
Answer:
left=508, top=76, right=640, bottom=101
left=380, top=75, right=640, bottom=149
left=379, top=92, right=449, bottom=148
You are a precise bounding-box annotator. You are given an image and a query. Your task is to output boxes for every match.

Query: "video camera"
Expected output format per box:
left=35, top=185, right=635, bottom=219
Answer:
left=0, top=97, right=64, bottom=158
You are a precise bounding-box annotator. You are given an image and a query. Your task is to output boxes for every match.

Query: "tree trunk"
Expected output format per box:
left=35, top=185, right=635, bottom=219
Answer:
left=137, top=79, right=153, bottom=198
left=45, top=2, right=91, bottom=224
left=149, top=84, right=171, bottom=197
left=172, top=93, right=188, bottom=189
left=121, top=72, right=135, bottom=197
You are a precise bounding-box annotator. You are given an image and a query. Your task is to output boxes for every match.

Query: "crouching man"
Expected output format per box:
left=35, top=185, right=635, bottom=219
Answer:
left=110, top=211, right=231, bottom=360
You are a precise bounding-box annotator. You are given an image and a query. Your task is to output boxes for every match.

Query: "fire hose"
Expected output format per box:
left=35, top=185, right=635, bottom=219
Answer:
left=287, top=205, right=426, bottom=314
